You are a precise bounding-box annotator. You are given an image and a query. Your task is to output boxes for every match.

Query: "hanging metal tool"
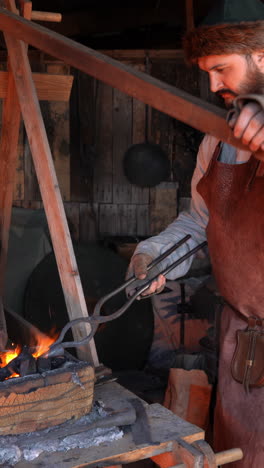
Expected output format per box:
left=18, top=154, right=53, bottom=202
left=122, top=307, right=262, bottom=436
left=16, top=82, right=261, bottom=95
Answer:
left=123, top=53, right=170, bottom=188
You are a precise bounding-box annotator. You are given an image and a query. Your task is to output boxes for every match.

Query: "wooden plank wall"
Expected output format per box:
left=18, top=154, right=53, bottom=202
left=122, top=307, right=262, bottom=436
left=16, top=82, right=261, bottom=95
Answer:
left=6, top=51, right=202, bottom=243
left=11, top=56, right=71, bottom=209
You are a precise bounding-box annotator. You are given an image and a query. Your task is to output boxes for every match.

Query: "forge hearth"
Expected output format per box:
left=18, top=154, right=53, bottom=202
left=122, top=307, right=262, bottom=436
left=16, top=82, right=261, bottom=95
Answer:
left=0, top=345, right=70, bottom=381
left=0, top=360, right=94, bottom=435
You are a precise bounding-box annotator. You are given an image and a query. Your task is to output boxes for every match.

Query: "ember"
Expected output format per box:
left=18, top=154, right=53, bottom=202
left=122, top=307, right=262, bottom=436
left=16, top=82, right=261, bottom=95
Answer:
left=0, top=326, right=94, bottom=436
left=0, top=328, right=60, bottom=381
left=0, top=345, right=21, bottom=367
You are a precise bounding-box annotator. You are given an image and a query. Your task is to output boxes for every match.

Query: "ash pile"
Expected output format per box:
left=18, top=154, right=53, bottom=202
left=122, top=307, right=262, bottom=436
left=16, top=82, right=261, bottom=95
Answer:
left=0, top=400, right=124, bottom=467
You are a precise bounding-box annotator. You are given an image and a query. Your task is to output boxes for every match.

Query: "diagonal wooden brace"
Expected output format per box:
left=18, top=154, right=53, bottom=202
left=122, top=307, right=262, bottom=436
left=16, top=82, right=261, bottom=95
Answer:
left=0, top=7, right=262, bottom=159
left=2, top=0, right=99, bottom=365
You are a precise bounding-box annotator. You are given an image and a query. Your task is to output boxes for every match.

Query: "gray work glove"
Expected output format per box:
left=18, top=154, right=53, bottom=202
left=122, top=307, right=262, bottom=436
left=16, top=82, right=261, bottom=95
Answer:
left=234, top=94, right=264, bottom=111
left=228, top=94, right=264, bottom=156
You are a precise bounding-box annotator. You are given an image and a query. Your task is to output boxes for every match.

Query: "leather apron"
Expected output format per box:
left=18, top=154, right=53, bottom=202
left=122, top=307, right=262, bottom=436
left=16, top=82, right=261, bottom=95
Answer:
left=197, top=145, right=264, bottom=467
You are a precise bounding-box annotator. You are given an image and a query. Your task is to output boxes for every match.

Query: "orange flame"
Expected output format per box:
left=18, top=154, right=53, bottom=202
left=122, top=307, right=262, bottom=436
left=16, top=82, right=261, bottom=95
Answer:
left=0, top=345, right=21, bottom=368
left=0, top=345, right=21, bottom=378
left=32, top=329, right=59, bottom=358
left=0, top=329, right=59, bottom=380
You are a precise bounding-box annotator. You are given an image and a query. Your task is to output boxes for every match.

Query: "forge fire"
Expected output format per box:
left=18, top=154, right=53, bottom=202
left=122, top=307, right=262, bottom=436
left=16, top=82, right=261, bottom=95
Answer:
left=0, top=329, right=62, bottom=380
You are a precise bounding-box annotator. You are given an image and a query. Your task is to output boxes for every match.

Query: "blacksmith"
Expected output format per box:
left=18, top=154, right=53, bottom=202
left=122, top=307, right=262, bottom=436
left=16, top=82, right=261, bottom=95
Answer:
left=127, top=0, right=264, bottom=466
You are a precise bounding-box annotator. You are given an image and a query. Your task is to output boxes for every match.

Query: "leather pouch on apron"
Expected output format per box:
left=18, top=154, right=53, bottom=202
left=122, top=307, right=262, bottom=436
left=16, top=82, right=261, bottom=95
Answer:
left=231, top=317, right=264, bottom=393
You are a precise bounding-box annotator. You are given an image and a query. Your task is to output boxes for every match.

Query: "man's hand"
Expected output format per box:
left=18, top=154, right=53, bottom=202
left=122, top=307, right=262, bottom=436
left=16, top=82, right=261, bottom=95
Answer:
left=229, top=102, right=264, bottom=154
left=126, top=253, right=166, bottom=298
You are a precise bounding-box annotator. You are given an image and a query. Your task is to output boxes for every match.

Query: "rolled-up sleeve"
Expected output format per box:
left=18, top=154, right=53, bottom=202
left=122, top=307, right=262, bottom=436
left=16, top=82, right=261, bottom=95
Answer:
left=134, top=135, right=218, bottom=279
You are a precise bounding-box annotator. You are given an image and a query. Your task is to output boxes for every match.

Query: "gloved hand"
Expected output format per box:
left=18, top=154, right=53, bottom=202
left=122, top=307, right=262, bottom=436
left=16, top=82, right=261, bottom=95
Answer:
left=228, top=94, right=264, bottom=155
left=126, top=253, right=166, bottom=299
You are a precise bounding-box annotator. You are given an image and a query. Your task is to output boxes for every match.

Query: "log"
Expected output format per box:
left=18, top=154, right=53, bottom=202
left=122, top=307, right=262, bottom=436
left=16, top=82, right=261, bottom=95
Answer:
left=0, top=361, right=94, bottom=435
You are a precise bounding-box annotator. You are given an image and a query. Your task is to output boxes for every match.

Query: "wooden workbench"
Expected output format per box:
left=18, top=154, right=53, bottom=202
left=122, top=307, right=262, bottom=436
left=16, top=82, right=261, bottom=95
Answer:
left=13, top=381, right=204, bottom=468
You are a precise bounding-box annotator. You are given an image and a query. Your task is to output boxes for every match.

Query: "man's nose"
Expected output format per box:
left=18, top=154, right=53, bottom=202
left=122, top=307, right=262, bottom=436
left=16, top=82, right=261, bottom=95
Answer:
left=209, top=73, right=223, bottom=93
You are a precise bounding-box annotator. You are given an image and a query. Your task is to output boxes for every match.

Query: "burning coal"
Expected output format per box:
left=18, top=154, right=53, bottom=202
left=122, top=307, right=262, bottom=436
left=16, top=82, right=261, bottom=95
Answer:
left=0, top=329, right=65, bottom=381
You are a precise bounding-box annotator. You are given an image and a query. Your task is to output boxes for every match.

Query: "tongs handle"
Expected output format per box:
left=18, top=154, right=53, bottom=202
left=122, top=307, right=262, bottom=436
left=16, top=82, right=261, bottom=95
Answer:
left=126, top=240, right=207, bottom=304
left=155, top=240, right=207, bottom=279
left=45, top=236, right=207, bottom=358
left=94, top=237, right=207, bottom=322
left=144, top=234, right=191, bottom=271
left=93, top=234, right=191, bottom=317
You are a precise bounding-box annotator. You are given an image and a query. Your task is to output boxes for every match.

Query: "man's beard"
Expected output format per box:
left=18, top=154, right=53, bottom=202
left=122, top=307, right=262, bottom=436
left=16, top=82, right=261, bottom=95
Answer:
left=216, top=61, right=264, bottom=108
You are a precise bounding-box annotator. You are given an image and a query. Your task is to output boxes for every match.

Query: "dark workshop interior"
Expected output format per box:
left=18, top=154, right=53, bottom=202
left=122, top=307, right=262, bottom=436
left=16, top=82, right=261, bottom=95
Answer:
left=0, top=0, right=244, bottom=466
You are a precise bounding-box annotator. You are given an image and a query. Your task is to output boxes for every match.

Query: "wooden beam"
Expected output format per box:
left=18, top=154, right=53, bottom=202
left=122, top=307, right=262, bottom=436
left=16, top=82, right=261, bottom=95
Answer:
left=185, top=0, right=194, bottom=31
left=2, top=3, right=71, bottom=105
left=0, top=8, right=262, bottom=157
left=40, top=6, right=186, bottom=38
left=18, top=2, right=62, bottom=24
left=0, top=71, right=21, bottom=295
left=3, top=3, right=99, bottom=366
left=0, top=0, right=25, bottom=347
left=0, top=49, right=185, bottom=63
left=99, top=49, right=185, bottom=63
left=31, top=11, right=62, bottom=23
left=18, top=0, right=31, bottom=20
left=0, top=71, right=73, bottom=101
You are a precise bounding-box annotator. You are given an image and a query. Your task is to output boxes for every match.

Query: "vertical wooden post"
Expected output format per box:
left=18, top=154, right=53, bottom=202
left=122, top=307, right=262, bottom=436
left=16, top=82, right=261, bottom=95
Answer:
left=185, top=0, right=194, bottom=31
left=0, top=1, right=22, bottom=348
left=0, top=72, right=21, bottom=346
left=18, top=0, right=32, bottom=20
left=3, top=0, right=99, bottom=366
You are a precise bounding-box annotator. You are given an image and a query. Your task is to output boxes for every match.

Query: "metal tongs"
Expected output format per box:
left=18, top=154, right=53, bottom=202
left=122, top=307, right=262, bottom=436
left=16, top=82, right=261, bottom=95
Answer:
left=45, top=235, right=207, bottom=357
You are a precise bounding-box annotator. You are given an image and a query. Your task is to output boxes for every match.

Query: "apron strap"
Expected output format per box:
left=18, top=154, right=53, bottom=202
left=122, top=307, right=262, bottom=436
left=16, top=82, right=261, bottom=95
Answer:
left=256, top=160, right=264, bottom=177
left=202, top=142, right=222, bottom=179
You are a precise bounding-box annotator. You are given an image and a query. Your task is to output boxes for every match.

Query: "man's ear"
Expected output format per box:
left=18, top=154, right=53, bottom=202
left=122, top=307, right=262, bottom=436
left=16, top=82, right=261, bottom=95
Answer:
left=251, top=51, right=264, bottom=71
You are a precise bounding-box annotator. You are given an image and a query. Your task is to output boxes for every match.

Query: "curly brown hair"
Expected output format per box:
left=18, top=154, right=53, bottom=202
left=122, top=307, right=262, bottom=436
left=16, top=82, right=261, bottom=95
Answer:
left=183, top=21, right=264, bottom=64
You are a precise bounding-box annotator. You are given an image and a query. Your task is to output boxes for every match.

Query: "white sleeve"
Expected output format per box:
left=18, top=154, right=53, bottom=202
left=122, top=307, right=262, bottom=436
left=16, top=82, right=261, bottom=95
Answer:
left=134, top=135, right=218, bottom=279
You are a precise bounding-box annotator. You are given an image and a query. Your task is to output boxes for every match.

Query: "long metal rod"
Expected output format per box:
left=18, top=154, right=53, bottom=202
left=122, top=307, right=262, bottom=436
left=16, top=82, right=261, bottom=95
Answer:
left=114, top=234, right=192, bottom=295
left=46, top=239, right=207, bottom=357
left=159, top=241, right=207, bottom=277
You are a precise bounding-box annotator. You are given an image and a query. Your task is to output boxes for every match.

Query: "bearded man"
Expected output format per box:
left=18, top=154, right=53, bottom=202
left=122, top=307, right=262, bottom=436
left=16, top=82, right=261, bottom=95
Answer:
left=127, top=0, right=264, bottom=466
